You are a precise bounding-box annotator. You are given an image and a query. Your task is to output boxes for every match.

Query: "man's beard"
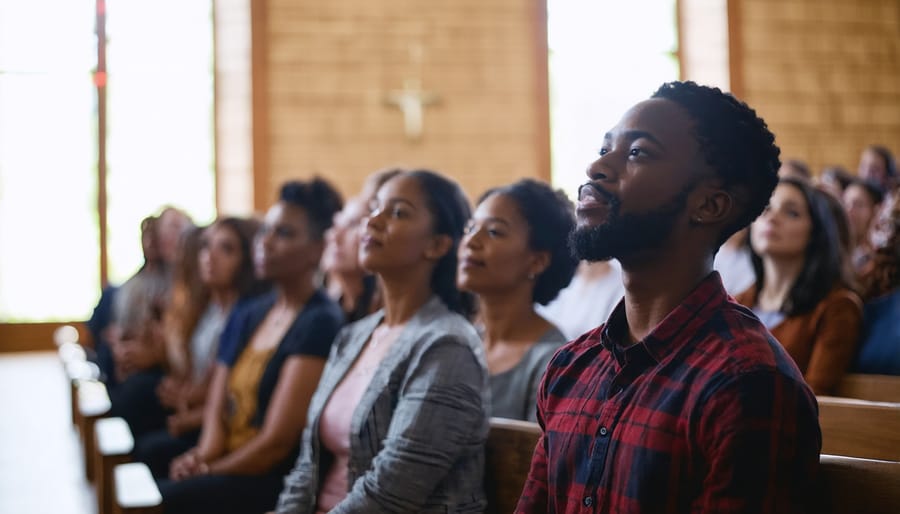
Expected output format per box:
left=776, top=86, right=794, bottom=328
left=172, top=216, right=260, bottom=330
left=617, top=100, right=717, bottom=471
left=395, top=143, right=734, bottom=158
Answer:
left=569, top=184, right=693, bottom=262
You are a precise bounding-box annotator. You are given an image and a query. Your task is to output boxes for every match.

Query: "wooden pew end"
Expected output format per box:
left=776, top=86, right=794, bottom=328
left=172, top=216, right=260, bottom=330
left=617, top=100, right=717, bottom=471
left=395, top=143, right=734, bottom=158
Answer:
left=818, top=454, right=900, bottom=514
left=114, top=462, right=163, bottom=514
left=96, top=417, right=135, bottom=514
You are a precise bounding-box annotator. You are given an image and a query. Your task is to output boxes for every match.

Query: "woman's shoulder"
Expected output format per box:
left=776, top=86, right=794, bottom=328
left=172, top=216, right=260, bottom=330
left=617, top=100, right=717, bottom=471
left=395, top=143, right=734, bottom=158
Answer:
left=818, top=286, right=864, bottom=313
left=732, top=285, right=758, bottom=307
left=239, top=290, right=278, bottom=318
left=411, top=297, right=481, bottom=347
left=518, top=327, right=567, bottom=370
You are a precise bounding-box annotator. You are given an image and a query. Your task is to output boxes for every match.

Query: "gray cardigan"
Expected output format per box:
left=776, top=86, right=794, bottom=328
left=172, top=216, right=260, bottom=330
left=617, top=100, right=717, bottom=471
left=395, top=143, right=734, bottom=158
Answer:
left=275, top=296, right=490, bottom=513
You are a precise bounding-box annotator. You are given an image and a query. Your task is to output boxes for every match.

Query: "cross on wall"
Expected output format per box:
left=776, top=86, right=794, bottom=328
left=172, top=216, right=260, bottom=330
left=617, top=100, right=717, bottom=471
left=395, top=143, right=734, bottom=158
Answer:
left=383, top=77, right=440, bottom=142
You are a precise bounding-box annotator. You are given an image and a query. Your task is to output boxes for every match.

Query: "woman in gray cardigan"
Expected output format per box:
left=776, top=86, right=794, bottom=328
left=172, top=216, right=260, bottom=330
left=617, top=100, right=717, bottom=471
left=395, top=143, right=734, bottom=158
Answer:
left=275, top=170, right=489, bottom=514
left=458, top=180, right=577, bottom=421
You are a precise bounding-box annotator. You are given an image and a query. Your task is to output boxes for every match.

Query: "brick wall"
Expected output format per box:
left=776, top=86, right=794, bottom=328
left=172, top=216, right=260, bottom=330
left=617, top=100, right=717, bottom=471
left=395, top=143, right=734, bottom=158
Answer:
left=736, top=0, right=900, bottom=174
left=255, top=0, right=549, bottom=205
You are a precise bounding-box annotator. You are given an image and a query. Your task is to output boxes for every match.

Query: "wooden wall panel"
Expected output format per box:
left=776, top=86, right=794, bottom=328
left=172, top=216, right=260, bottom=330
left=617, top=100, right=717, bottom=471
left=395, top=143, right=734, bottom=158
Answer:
left=254, top=0, right=549, bottom=203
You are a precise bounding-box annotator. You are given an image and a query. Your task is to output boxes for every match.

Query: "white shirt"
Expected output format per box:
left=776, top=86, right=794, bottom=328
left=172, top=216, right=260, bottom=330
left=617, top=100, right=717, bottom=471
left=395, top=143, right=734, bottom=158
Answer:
left=537, top=261, right=625, bottom=340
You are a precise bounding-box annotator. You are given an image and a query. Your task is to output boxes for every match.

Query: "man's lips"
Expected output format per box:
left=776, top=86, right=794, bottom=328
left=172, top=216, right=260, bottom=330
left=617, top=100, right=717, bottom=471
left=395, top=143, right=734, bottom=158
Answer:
left=577, top=183, right=614, bottom=211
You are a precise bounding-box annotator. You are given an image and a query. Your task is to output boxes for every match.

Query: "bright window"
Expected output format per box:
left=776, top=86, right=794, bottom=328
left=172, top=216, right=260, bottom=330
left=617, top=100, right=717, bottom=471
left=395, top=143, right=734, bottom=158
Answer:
left=106, top=1, right=216, bottom=284
left=0, top=0, right=215, bottom=321
left=0, top=0, right=99, bottom=321
left=548, top=0, right=680, bottom=197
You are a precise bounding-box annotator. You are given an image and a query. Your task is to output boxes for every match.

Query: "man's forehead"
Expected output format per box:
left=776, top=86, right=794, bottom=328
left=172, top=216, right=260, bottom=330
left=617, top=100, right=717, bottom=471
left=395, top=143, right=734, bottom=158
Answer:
left=607, top=98, right=696, bottom=140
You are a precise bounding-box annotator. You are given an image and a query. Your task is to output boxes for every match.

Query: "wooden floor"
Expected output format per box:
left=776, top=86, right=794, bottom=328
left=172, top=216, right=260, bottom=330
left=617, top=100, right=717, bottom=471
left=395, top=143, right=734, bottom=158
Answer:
left=0, top=351, right=95, bottom=514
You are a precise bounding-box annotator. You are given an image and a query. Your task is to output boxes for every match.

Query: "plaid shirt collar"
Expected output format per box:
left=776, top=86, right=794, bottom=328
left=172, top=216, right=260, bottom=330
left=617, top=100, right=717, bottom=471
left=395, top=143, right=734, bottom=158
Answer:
left=600, top=271, right=726, bottom=367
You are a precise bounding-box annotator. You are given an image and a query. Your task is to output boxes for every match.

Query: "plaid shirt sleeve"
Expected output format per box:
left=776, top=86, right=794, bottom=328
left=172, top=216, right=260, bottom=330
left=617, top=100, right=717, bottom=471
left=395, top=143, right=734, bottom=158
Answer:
left=692, top=370, right=821, bottom=513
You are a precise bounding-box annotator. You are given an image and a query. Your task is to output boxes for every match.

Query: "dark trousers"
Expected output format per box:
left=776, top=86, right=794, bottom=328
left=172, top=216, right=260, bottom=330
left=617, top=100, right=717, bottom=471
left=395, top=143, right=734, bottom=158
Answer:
left=158, top=472, right=285, bottom=514
left=133, top=429, right=199, bottom=479
left=108, top=367, right=169, bottom=439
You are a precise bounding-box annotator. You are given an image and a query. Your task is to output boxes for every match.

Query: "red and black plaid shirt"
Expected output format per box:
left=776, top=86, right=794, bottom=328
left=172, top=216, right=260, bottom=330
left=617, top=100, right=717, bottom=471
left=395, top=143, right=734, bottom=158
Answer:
left=516, top=272, right=821, bottom=513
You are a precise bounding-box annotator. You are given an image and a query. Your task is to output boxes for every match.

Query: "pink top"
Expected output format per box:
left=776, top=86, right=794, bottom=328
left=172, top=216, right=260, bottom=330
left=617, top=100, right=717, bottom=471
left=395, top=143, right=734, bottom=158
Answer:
left=315, top=336, right=395, bottom=513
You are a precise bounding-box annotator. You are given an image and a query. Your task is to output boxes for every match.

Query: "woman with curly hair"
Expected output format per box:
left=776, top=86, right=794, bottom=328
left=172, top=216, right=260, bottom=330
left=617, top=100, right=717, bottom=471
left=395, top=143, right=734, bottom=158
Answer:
left=457, top=179, right=577, bottom=421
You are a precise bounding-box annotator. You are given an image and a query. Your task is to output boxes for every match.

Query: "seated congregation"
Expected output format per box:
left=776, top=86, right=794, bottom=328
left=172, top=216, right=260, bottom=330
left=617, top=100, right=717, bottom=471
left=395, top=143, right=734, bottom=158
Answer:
left=78, top=81, right=900, bottom=514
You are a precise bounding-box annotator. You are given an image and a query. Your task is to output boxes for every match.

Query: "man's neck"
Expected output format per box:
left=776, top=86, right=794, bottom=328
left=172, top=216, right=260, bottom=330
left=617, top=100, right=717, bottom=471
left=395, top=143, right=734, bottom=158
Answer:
left=619, top=251, right=714, bottom=344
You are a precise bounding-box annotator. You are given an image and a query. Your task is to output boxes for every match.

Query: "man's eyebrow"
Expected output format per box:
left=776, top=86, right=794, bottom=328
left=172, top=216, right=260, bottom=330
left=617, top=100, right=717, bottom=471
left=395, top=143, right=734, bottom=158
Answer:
left=603, top=130, right=666, bottom=150
left=623, top=130, right=665, bottom=149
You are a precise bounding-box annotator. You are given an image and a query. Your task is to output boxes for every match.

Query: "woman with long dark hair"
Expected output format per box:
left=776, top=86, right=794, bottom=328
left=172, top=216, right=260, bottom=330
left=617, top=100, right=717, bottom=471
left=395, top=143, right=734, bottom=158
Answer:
left=275, top=170, right=488, bottom=513
left=735, top=177, right=863, bottom=394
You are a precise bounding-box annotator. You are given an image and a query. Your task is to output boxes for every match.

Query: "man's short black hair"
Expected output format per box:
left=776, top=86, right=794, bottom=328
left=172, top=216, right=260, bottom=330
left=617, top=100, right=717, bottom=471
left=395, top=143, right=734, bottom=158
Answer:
left=652, top=81, right=781, bottom=246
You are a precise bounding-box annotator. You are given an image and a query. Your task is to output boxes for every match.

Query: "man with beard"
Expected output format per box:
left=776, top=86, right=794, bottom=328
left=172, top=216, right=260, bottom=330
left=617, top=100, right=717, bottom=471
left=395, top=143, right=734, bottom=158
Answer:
left=515, top=82, right=821, bottom=514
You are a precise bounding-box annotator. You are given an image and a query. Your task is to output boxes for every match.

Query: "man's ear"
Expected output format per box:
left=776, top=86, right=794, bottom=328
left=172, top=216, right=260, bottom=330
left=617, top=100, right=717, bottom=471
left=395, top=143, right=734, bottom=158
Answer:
left=424, top=234, right=454, bottom=261
left=690, top=184, right=734, bottom=227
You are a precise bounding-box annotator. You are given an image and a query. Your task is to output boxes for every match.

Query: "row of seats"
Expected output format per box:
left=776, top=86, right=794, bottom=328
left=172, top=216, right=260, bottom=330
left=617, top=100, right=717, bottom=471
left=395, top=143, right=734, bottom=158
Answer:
left=58, top=328, right=900, bottom=514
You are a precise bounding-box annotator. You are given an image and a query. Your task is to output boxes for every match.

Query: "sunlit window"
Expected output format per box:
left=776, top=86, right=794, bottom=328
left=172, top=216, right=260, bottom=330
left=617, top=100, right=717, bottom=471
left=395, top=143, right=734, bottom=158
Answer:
left=106, top=0, right=216, bottom=284
left=0, top=0, right=215, bottom=321
left=548, top=0, right=680, bottom=198
left=0, top=0, right=99, bottom=321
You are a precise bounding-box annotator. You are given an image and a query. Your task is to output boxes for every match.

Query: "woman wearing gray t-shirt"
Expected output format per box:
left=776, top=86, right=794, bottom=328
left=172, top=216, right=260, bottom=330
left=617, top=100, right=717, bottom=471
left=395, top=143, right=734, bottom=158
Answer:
left=458, top=179, right=577, bottom=422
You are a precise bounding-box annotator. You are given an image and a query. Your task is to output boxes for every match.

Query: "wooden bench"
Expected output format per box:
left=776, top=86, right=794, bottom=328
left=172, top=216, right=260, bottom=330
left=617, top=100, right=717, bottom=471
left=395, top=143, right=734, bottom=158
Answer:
left=483, top=418, right=900, bottom=513
left=66, top=359, right=100, bottom=426
left=54, top=324, right=81, bottom=348
left=96, top=417, right=135, bottom=514
left=817, top=454, right=900, bottom=514
left=818, top=396, right=900, bottom=461
left=113, top=462, right=163, bottom=514
left=484, top=417, right=541, bottom=514
left=77, top=379, right=111, bottom=481
left=835, top=374, right=900, bottom=403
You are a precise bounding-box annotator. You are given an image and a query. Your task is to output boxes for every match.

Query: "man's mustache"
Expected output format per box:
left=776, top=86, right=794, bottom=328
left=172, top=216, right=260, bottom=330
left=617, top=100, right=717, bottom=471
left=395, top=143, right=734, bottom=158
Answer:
left=578, top=182, right=618, bottom=207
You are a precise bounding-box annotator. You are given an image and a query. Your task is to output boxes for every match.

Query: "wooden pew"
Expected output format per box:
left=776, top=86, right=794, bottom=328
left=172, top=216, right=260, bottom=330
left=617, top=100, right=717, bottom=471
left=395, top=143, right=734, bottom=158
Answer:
left=483, top=418, right=900, bottom=514
left=834, top=374, right=900, bottom=403
left=484, top=417, right=541, bottom=514
left=818, top=396, right=900, bottom=461
left=67, top=360, right=100, bottom=426
left=113, top=462, right=163, bottom=514
left=817, top=454, right=900, bottom=514
left=95, top=417, right=135, bottom=514
left=77, top=379, right=111, bottom=481
left=54, top=324, right=81, bottom=348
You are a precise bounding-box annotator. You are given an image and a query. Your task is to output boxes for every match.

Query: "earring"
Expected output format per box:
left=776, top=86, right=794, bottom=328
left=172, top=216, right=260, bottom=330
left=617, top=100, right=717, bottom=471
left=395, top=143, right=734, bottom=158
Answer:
left=528, top=273, right=536, bottom=280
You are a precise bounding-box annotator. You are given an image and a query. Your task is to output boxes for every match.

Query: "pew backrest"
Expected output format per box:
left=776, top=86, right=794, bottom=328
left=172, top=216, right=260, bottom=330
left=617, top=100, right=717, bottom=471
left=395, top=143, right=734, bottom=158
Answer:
left=817, top=454, right=900, bottom=514
left=484, top=417, right=541, bottom=514
left=818, top=396, right=900, bottom=461
left=834, top=374, right=900, bottom=403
